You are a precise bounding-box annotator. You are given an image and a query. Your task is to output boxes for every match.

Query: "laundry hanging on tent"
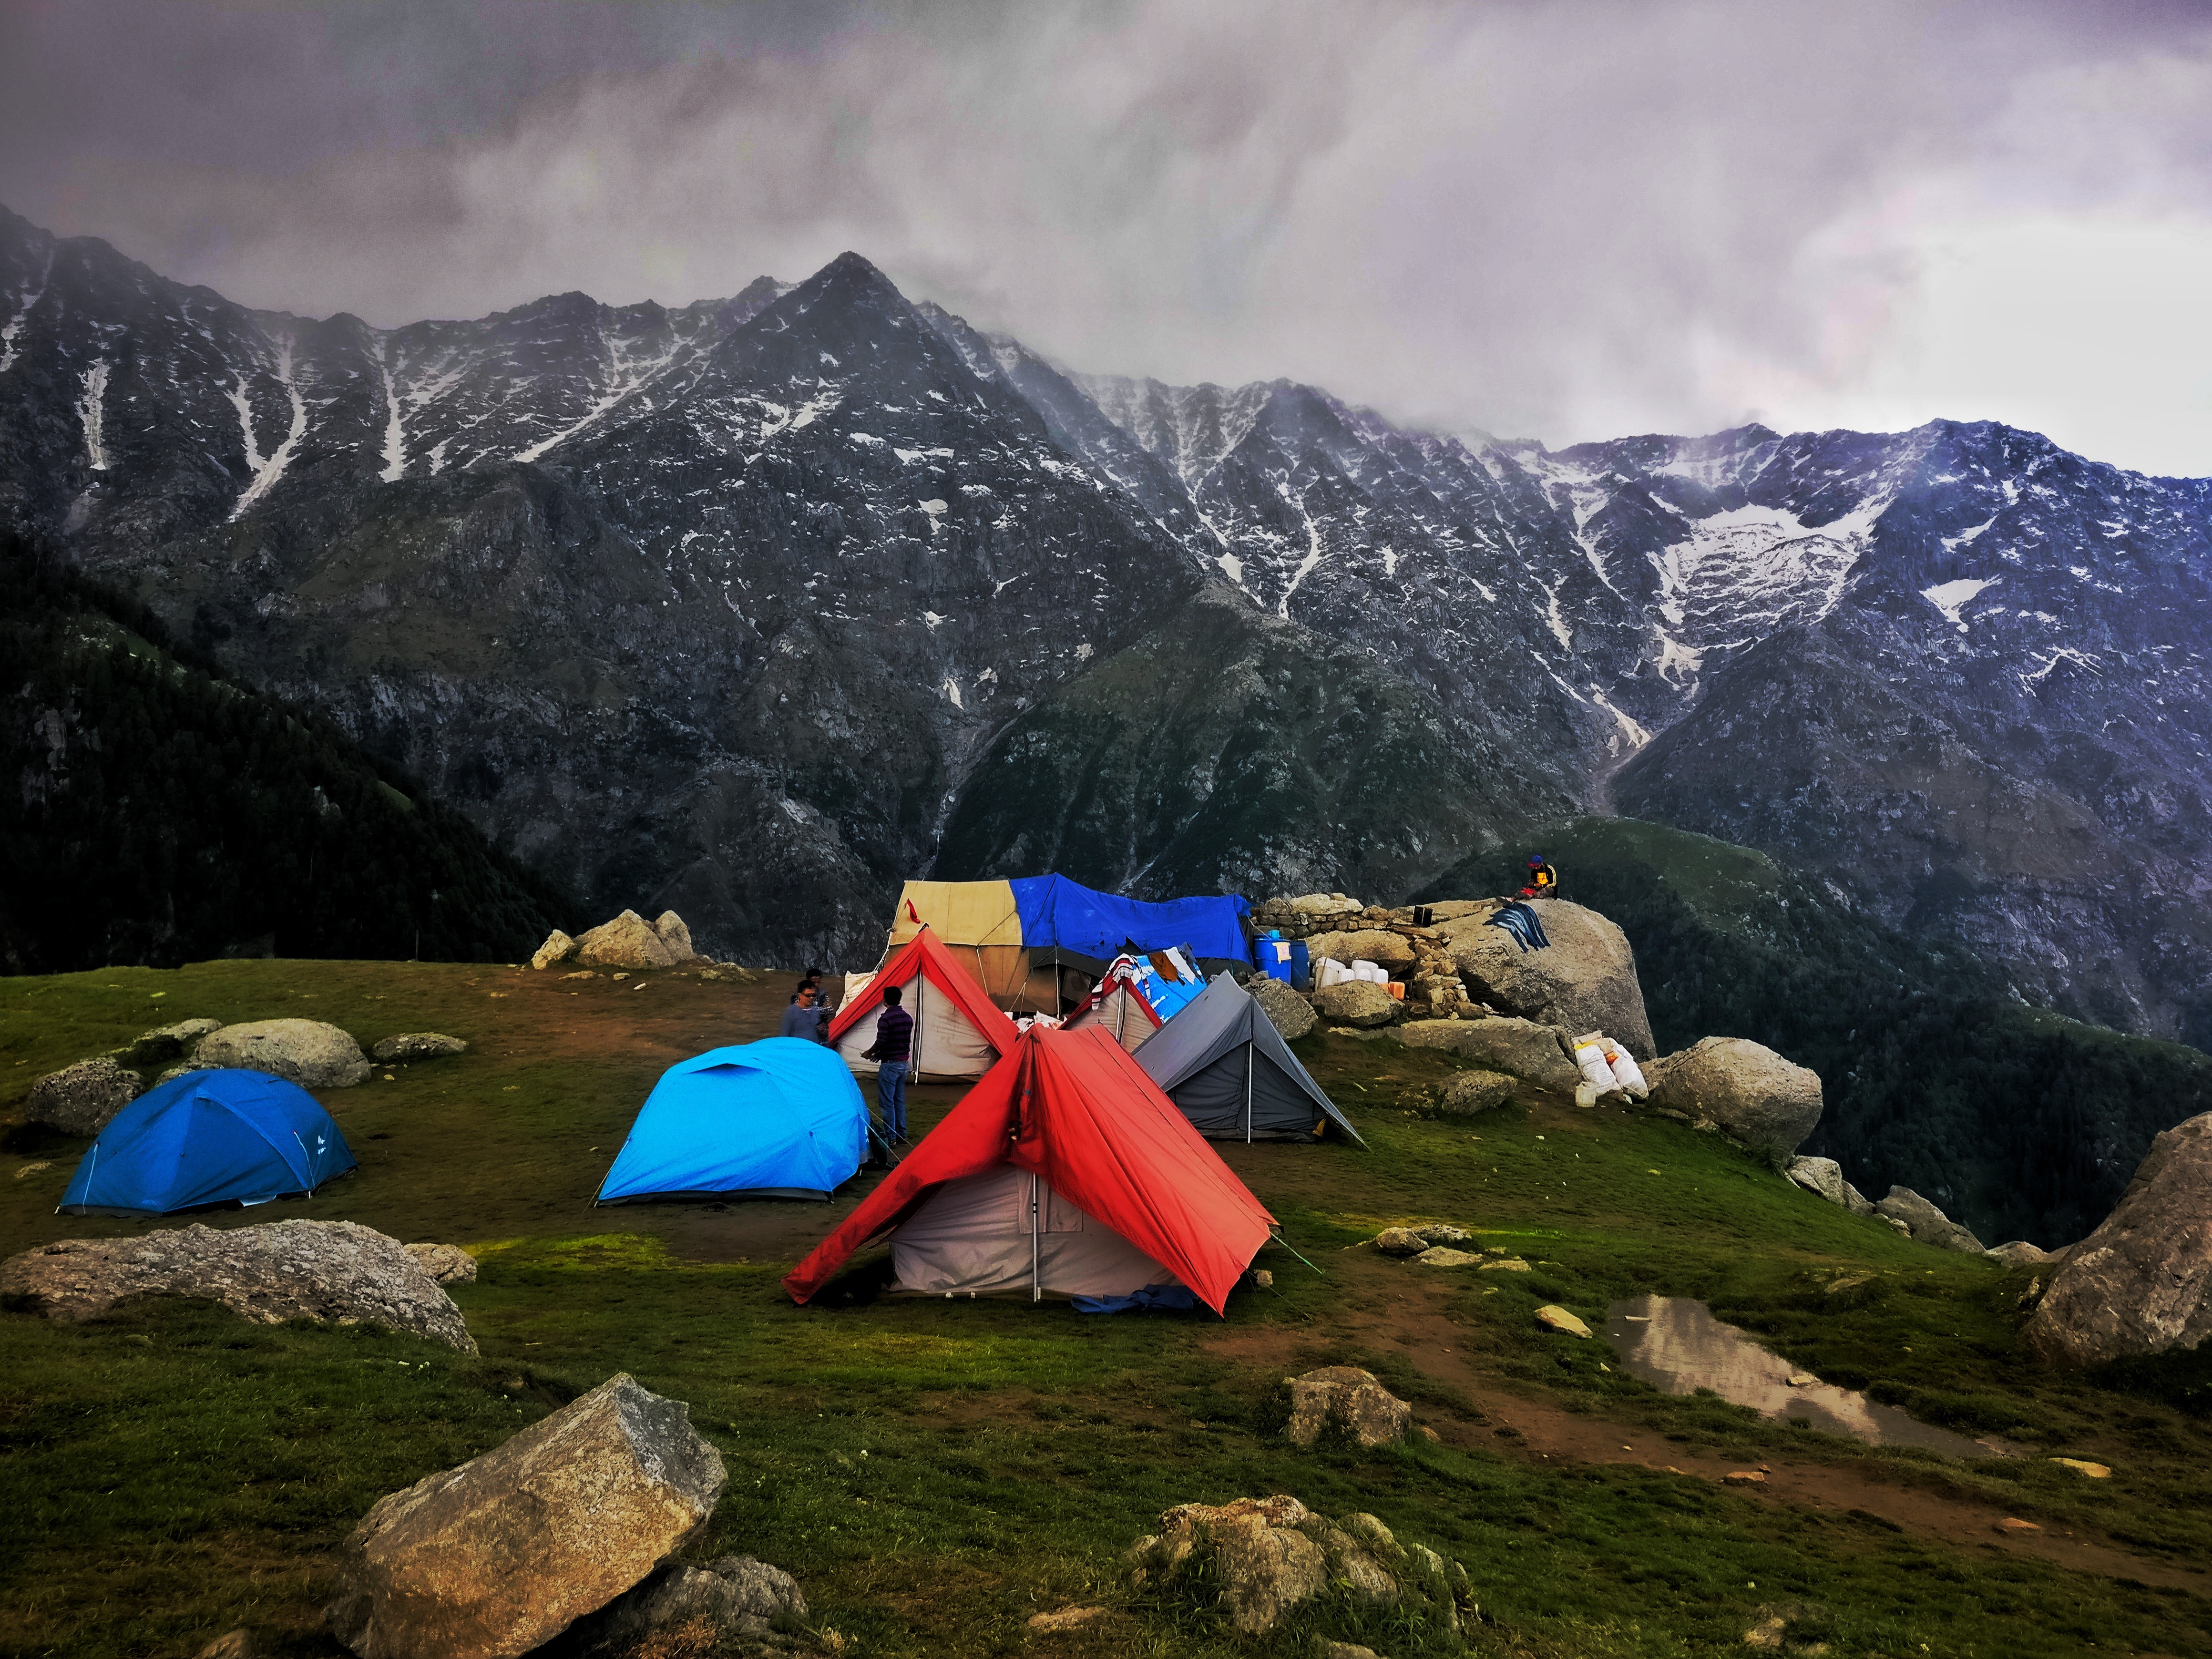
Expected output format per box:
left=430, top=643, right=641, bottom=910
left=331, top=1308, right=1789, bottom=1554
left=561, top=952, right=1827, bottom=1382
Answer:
left=60, top=1069, right=355, bottom=1217
left=1487, top=901, right=1552, bottom=952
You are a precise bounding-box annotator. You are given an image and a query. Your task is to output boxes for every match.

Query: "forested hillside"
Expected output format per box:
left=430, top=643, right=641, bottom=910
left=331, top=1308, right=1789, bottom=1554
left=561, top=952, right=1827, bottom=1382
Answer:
left=1418, top=819, right=2212, bottom=1248
left=0, top=533, right=573, bottom=973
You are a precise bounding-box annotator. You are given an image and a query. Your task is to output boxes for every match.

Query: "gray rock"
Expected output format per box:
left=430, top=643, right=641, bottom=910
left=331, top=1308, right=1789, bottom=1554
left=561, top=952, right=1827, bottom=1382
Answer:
left=193, top=1020, right=372, bottom=1089
left=1786, top=1156, right=1846, bottom=1206
left=1397, top=1017, right=1582, bottom=1093
left=650, top=911, right=699, bottom=961
left=1312, top=981, right=1400, bottom=1028
left=1414, top=1247, right=1485, bottom=1267
left=1303, top=928, right=1418, bottom=975
left=26, top=1056, right=142, bottom=1135
left=116, top=1018, right=225, bottom=1067
left=1645, top=1037, right=1823, bottom=1167
left=1439, top=898, right=1656, bottom=1058
left=0, top=1221, right=475, bottom=1350
left=575, top=911, right=679, bottom=971
left=531, top=930, right=577, bottom=971
left=1246, top=974, right=1317, bottom=1041
left=1841, top=1179, right=1877, bottom=1216
left=370, top=1033, right=469, bottom=1064
left=404, top=1244, right=478, bottom=1285
left=1438, top=1069, right=1514, bottom=1116
left=325, top=1374, right=726, bottom=1659
left=2025, top=1112, right=2212, bottom=1365
left=1372, top=1226, right=1430, bottom=1256
left=1875, top=1187, right=1987, bottom=1253
left=551, top=1554, right=805, bottom=1658
left=1286, top=1366, right=1410, bottom=1447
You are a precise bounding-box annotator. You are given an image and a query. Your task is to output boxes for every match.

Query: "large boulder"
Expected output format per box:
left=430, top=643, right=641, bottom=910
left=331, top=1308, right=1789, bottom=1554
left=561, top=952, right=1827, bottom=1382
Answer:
left=1246, top=975, right=1317, bottom=1041
left=531, top=931, right=577, bottom=971
left=1285, top=1366, right=1411, bottom=1447
left=574, top=911, right=679, bottom=971
left=325, top=1374, right=727, bottom=1659
left=1786, top=1156, right=1846, bottom=1206
left=2025, top=1112, right=2212, bottom=1366
left=371, top=1033, right=468, bottom=1064
left=1645, top=1036, right=1823, bottom=1167
left=193, top=1020, right=372, bottom=1089
left=542, top=1555, right=804, bottom=1659
left=1303, top=929, right=1418, bottom=975
left=1440, top=899, right=1656, bottom=1057
left=1398, top=1017, right=1582, bottom=1093
left=0, top=1221, right=475, bottom=1350
left=1313, top=981, right=1400, bottom=1028
left=1874, top=1187, right=1987, bottom=1254
left=650, top=912, right=698, bottom=961
left=25, top=1056, right=142, bottom=1135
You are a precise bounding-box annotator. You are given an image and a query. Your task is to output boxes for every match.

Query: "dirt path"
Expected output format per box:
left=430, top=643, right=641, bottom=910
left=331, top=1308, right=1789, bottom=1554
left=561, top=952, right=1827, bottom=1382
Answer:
left=1206, top=1259, right=2208, bottom=1596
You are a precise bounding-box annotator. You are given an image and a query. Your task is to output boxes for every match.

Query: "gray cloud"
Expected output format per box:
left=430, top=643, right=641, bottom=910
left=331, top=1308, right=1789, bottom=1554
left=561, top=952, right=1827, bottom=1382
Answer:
left=6, top=0, right=2211, bottom=472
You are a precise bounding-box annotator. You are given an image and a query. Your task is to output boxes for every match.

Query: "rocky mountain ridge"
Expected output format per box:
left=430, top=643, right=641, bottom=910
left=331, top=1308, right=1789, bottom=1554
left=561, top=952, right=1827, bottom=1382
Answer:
left=5, top=205, right=2210, bottom=1044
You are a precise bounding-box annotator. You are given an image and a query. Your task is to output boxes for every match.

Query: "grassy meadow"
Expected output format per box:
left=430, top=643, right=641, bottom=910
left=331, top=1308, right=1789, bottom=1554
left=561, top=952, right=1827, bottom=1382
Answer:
left=2, top=958, right=2209, bottom=1658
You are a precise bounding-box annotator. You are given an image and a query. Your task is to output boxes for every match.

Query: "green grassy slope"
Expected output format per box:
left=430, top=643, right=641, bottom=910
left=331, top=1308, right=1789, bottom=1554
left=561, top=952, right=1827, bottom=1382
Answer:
left=1415, top=818, right=2212, bottom=1250
left=3, top=958, right=2209, bottom=1658
left=0, top=534, right=573, bottom=973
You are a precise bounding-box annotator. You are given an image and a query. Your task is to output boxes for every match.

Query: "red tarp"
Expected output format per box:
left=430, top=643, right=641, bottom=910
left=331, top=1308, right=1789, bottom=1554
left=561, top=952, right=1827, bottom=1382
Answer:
left=783, top=1024, right=1276, bottom=1315
left=826, top=924, right=1022, bottom=1054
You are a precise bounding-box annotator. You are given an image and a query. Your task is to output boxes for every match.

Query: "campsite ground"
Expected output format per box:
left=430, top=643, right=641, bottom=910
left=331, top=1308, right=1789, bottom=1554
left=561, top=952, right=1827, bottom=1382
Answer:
left=3, top=959, right=2211, bottom=1658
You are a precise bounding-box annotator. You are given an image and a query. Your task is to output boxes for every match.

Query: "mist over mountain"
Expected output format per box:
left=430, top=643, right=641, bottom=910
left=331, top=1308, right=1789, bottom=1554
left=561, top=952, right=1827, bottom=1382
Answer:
left=6, top=205, right=2211, bottom=1053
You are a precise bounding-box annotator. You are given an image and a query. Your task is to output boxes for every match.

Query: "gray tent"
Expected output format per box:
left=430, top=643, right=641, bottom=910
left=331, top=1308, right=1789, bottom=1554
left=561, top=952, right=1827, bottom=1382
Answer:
left=1133, top=975, right=1364, bottom=1145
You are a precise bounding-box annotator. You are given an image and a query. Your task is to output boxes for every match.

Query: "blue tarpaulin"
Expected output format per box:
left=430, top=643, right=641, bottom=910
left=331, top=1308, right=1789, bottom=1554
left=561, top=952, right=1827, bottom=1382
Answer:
left=1009, top=875, right=1250, bottom=964
left=61, top=1068, right=355, bottom=1217
left=597, top=1037, right=868, bottom=1204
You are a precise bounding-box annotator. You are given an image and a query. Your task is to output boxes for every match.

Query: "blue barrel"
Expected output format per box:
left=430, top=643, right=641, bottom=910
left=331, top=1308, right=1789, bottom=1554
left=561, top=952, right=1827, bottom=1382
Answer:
left=1289, top=940, right=1311, bottom=991
left=1261, top=935, right=1296, bottom=982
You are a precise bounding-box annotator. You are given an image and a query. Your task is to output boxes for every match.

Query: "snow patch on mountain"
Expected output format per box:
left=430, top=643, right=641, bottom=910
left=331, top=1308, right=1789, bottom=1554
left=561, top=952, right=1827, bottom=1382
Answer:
left=1923, top=576, right=2001, bottom=633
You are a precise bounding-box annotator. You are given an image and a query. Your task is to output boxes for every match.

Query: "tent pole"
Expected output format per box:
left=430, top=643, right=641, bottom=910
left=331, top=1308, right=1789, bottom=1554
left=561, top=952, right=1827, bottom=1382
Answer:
left=1031, top=1174, right=1041, bottom=1303
left=1246, top=1037, right=1254, bottom=1144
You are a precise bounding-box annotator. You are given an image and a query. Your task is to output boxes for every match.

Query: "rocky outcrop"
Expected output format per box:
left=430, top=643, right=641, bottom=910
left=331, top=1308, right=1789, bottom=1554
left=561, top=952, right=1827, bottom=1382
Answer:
left=1285, top=1367, right=1411, bottom=1447
left=1645, top=1036, right=1823, bottom=1167
left=1246, top=975, right=1317, bottom=1042
left=1875, top=1187, right=1987, bottom=1254
left=1303, top=928, right=1418, bottom=976
left=1987, top=1240, right=2055, bottom=1267
left=193, top=1020, right=372, bottom=1089
left=1126, top=1495, right=1472, bottom=1639
left=1438, top=1069, right=1514, bottom=1115
left=26, top=1056, right=142, bottom=1135
left=370, top=1034, right=469, bottom=1064
left=403, top=1244, right=478, bottom=1285
left=325, top=1374, right=727, bottom=1659
left=575, top=911, right=685, bottom=971
left=1398, top=1017, right=1582, bottom=1094
left=548, top=1555, right=805, bottom=1659
left=1440, top=898, right=1656, bottom=1058
left=0, top=1221, right=474, bottom=1350
left=2025, top=1112, right=2212, bottom=1366
left=531, top=931, right=578, bottom=971
left=1313, top=981, right=1399, bottom=1028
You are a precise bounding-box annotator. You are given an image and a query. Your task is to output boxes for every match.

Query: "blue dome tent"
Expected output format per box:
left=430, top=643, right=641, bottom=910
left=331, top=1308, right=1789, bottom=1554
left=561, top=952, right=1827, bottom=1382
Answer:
left=59, top=1069, right=356, bottom=1217
left=596, top=1037, right=869, bottom=1205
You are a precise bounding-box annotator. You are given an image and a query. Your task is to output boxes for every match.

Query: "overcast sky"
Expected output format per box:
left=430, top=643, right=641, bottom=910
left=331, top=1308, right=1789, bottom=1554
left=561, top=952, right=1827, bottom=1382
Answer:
left=6, top=0, right=2212, bottom=475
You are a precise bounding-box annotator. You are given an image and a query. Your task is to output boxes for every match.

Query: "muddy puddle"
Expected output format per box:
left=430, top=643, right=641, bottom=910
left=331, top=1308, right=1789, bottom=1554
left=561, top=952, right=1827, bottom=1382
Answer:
left=1605, top=1294, right=2006, bottom=1459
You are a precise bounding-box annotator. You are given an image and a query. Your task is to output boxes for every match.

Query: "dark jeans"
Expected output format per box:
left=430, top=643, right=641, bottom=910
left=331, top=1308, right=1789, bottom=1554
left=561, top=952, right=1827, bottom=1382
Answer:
left=877, top=1060, right=909, bottom=1138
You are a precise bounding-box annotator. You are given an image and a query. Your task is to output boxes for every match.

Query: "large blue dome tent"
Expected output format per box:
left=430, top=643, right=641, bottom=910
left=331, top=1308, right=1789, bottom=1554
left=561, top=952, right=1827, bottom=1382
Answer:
left=595, top=1037, right=870, bottom=1205
left=59, top=1069, right=357, bottom=1217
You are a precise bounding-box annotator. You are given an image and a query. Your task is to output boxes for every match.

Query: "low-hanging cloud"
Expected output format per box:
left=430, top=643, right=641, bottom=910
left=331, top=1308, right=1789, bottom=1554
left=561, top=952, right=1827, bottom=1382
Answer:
left=5, top=0, right=2211, bottom=472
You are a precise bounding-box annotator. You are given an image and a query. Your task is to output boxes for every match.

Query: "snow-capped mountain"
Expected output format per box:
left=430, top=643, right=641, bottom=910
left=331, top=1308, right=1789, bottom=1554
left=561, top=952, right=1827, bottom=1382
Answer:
left=6, top=203, right=2211, bottom=1041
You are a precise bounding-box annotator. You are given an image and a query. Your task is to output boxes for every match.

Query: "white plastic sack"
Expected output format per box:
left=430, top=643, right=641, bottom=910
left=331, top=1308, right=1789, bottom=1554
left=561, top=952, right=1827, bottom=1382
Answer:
left=1605, top=1046, right=1648, bottom=1096
left=1574, top=1042, right=1618, bottom=1092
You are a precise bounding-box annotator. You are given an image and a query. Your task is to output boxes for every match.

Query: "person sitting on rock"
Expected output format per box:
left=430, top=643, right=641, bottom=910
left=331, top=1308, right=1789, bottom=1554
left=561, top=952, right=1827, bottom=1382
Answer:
left=1522, top=853, right=1559, bottom=899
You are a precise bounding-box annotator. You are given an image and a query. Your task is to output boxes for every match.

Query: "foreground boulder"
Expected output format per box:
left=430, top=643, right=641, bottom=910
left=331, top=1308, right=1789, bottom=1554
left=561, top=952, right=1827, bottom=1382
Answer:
left=1439, top=898, right=1656, bottom=1058
left=2026, top=1112, right=2212, bottom=1366
left=326, top=1374, right=727, bottom=1659
left=1645, top=1037, right=1822, bottom=1166
left=0, top=1221, right=474, bottom=1351
left=541, top=1555, right=803, bottom=1659
left=1875, top=1187, right=1987, bottom=1254
left=1313, top=980, right=1399, bottom=1028
left=1285, top=1366, right=1411, bottom=1447
left=1246, top=975, right=1317, bottom=1041
left=26, top=1056, right=142, bottom=1135
left=1127, top=1495, right=1471, bottom=1639
left=194, top=1020, right=372, bottom=1089
left=370, top=1033, right=468, bottom=1064
left=1398, top=1017, right=1583, bottom=1093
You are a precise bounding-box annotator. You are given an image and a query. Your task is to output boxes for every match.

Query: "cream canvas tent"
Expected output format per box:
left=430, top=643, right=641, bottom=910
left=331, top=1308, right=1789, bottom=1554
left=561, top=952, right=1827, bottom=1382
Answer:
left=1061, top=956, right=1164, bottom=1053
left=826, top=926, right=1021, bottom=1083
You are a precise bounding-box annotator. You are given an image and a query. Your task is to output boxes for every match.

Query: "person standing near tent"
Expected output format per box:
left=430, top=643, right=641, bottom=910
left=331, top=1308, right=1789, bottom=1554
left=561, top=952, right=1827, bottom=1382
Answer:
left=779, top=983, right=823, bottom=1041
left=870, top=984, right=914, bottom=1142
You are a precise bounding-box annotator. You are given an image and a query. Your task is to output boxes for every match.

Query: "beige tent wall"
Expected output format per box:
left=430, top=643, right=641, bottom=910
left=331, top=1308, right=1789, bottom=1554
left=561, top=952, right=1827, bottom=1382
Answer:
left=890, top=1166, right=1177, bottom=1298
left=1065, top=983, right=1157, bottom=1053
left=836, top=972, right=999, bottom=1081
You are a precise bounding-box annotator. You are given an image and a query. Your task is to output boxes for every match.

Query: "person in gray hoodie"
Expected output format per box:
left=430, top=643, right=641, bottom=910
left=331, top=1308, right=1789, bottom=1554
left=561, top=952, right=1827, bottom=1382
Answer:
left=778, top=982, right=823, bottom=1041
